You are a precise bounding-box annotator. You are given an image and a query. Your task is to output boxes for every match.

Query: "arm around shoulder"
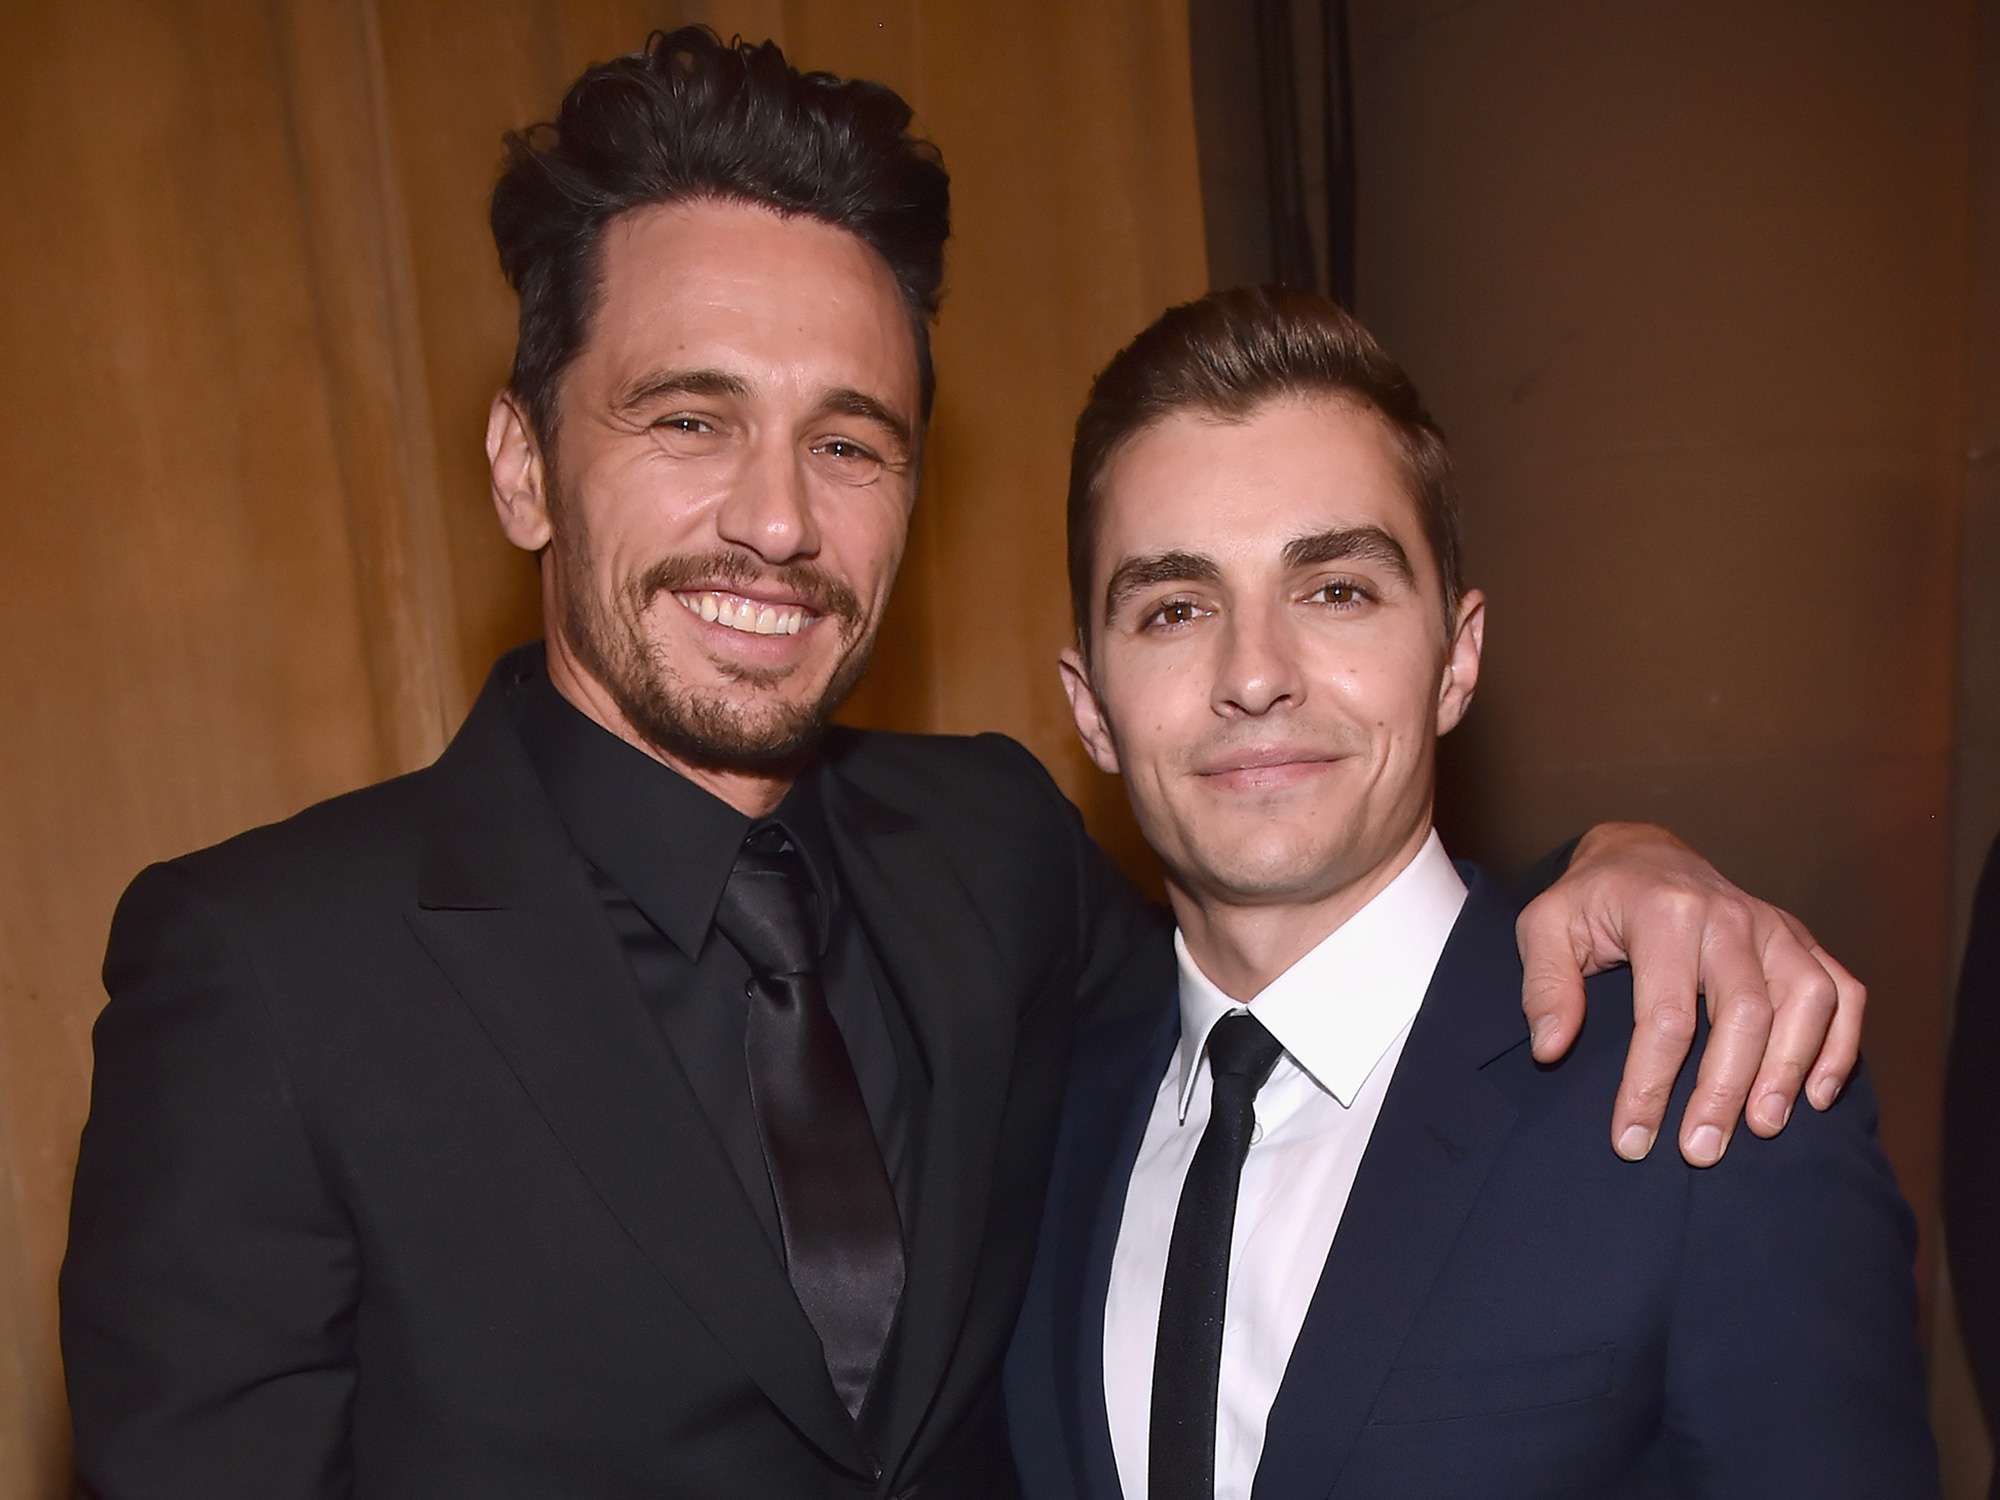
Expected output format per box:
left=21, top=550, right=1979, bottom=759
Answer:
left=1661, top=1060, right=1939, bottom=1496
left=62, top=860, right=357, bottom=1498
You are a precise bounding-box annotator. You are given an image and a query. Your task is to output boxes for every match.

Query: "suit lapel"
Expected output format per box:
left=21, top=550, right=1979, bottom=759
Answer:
left=406, top=662, right=869, bottom=1476
left=1251, top=877, right=1531, bottom=1500
left=816, top=766, right=1017, bottom=1479
left=1060, top=1006, right=1179, bottom=1500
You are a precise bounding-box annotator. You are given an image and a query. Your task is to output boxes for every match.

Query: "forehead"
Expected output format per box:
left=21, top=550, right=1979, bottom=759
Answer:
left=581, top=198, right=920, bottom=409
left=1094, top=395, right=1431, bottom=578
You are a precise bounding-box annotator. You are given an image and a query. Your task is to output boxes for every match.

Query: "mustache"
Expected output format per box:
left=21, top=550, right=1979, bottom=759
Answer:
left=634, top=550, right=863, bottom=628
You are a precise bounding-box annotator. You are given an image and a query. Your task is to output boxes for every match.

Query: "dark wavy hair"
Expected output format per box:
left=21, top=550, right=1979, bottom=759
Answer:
left=1067, top=285, right=1462, bottom=648
left=490, top=27, right=950, bottom=454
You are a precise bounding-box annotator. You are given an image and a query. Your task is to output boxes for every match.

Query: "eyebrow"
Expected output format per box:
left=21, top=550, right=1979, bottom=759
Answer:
left=814, top=387, right=914, bottom=457
left=612, top=366, right=750, bottom=414
left=1282, top=525, right=1416, bottom=586
left=1101, top=549, right=1223, bottom=623
left=612, top=368, right=913, bottom=457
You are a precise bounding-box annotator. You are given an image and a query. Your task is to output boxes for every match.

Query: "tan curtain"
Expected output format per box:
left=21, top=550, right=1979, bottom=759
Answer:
left=0, top=3, right=1205, bottom=1489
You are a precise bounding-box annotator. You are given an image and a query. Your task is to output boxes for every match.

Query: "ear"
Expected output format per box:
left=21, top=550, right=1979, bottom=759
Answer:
left=1436, top=588, right=1486, bottom=736
left=1058, top=644, right=1122, bottom=776
left=487, top=390, right=552, bottom=553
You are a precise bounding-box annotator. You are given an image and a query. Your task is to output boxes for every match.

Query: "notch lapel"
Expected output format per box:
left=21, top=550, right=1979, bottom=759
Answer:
left=1057, top=1006, right=1179, bottom=1500
left=1251, top=878, right=1531, bottom=1500
left=406, top=667, right=869, bottom=1477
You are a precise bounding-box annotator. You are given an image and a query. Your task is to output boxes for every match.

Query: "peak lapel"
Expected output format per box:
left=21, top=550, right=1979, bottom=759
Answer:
left=407, top=670, right=868, bottom=1476
left=818, top=771, right=1018, bottom=1481
left=1252, top=877, right=1531, bottom=1500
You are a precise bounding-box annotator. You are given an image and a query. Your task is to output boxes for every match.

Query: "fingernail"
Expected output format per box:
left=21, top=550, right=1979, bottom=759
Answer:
left=1616, top=1125, right=1654, bottom=1160
left=1531, top=1015, right=1559, bottom=1051
left=1808, top=1075, right=1840, bottom=1110
left=1756, top=1092, right=1792, bottom=1132
left=1685, top=1124, right=1725, bottom=1166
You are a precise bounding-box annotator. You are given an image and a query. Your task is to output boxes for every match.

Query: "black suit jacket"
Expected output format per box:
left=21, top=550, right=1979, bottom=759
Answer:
left=61, top=648, right=1163, bottom=1499
left=1944, top=832, right=2000, bottom=1499
left=1006, top=873, right=1938, bottom=1499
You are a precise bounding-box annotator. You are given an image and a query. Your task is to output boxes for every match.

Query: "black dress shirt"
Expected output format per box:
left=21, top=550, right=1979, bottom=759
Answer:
left=511, top=664, right=922, bottom=1249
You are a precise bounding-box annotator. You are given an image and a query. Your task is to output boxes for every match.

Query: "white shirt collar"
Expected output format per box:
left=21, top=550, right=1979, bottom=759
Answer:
left=1173, top=829, right=1469, bottom=1117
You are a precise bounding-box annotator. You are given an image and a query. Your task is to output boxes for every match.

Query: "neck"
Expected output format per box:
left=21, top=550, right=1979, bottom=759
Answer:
left=1169, top=821, right=1436, bottom=1001
left=543, top=638, right=796, bottom=819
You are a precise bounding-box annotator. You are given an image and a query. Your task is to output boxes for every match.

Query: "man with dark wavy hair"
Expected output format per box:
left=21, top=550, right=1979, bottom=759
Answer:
left=61, top=30, right=1864, bottom=1499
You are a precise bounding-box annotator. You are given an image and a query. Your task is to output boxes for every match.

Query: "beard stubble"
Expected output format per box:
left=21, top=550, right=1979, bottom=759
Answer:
left=550, top=493, right=877, bottom=774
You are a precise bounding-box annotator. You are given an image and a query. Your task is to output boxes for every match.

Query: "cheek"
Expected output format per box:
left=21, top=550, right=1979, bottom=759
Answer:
left=593, top=449, right=730, bottom=540
left=1318, top=637, right=1443, bottom=732
left=1107, top=652, right=1213, bottom=746
left=816, top=490, right=913, bottom=593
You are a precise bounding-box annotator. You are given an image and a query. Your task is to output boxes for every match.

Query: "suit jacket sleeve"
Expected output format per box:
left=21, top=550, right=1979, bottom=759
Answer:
left=1943, top=833, right=2000, bottom=1432
left=1054, top=797, right=1167, bottom=1034
left=62, top=861, right=357, bottom=1498
left=971, top=732, right=1167, bottom=1031
left=1511, top=833, right=1582, bottom=903
left=1661, top=1059, right=1940, bottom=1496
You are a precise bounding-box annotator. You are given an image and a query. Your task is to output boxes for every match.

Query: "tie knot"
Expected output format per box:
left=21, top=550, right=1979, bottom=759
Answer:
left=715, top=823, right=818, bottom=976
left=1204, top=1011, right=1283, bottom=1087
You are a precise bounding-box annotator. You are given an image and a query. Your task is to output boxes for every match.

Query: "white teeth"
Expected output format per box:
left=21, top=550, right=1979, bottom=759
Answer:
left=677, top=591, right=813, bottom=637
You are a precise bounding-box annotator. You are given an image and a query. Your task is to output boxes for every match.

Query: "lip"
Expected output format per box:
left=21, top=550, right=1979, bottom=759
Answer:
left=671, top=582, right=819, bottom=611
left=1195, top=744, right=1341, bottom=775
left=1194, top=746, right=1343, bottom=790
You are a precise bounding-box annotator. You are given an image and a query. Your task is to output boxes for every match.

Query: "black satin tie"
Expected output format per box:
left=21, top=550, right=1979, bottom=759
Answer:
left=715, top=823, right=904, bottom=1421
left=1149, top=1010, right=1286, bottom=1500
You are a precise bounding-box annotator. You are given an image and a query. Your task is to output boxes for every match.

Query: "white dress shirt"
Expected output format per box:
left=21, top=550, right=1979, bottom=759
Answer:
left=1102, top=831, right=1469, bottom=1500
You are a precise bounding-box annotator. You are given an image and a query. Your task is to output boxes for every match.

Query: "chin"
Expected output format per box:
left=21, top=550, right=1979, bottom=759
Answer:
left=1194, top=838, right=1359, bottom=905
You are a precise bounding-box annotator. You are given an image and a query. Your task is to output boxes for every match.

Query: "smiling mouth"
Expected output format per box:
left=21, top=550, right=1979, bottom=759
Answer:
left=1197, top=747, right=1340, bottom=777
left=672, top=590, right=813, bottom=637
left=1192, top=749, right=1347, bottom=791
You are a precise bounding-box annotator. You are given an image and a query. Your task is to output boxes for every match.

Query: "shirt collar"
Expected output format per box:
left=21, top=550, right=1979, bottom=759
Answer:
left=512, top=657, right=839, bottom=958
left=1173, top=829, right=1469, bottom=1118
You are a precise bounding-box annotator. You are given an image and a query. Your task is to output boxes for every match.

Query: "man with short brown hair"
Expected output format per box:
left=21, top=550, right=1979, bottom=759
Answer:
left=1008, top=285, right=1936, bottom=1499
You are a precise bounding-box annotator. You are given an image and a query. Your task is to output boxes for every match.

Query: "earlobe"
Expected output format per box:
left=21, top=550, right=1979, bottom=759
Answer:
left=1057, top=646, right=1122, bottom=776
left=487, top=392, right=553, bottom=553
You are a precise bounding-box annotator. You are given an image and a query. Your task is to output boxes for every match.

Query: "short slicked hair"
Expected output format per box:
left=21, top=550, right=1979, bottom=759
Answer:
left=1067, top=285, right=1462, bottom=646
left=490, top=26, right=951, bottom=455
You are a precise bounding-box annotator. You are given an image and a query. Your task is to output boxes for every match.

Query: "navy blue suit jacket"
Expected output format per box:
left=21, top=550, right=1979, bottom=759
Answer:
left=1005, top=872, right=1938, bottom=1499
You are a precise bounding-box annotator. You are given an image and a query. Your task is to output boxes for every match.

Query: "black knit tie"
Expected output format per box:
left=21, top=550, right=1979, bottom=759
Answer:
left=1149, top=1010, right=1285, bottom=1500
left=715, top=823, right=904, bottom=1420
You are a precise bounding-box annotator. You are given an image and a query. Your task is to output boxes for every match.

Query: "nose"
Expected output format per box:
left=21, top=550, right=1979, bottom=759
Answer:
left=715, top=435, right=820, bottom=565
left=1212, top=602, right=1303, bottom=719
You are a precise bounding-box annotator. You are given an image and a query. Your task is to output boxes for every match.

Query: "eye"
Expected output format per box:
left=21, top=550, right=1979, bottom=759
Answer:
left=649, top=413, right=726, bottom=455
left=1306, top=577, right=1374, bottom=610
left=808, top=435, right=886, bottom=484
left=1141, top=597, right=1211, bottom=631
